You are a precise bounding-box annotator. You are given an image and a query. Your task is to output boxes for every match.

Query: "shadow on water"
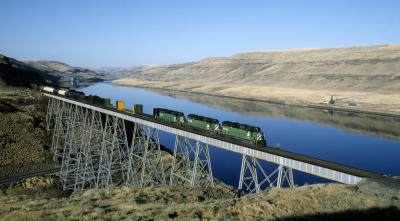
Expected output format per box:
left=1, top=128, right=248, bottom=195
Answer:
left=80, top=83, right=400, bottom=187
left=146, top=88, right=400, bottom=142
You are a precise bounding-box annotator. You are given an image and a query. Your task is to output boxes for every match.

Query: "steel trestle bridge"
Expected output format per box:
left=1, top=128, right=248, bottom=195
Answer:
left=43, top=93, right=389, bottom=193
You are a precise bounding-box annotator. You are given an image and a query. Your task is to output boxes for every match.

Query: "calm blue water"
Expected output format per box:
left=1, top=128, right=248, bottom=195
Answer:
left=81, top=82, right=400, bottom=188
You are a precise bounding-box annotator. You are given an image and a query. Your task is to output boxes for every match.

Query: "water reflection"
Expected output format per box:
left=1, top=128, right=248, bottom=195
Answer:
left=144, top=88, right=400, bottom=142
left=80, top=82, right=400, bottom=187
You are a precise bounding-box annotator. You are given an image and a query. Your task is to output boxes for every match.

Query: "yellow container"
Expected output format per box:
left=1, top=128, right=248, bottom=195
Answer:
left=132, top=104, right=135, bottom=114
left=116, top=101, right=125, bottom=110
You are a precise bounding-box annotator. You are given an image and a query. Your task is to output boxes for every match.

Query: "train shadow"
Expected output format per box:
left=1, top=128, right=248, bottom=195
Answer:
left=279, top=206, right=400, bottom=220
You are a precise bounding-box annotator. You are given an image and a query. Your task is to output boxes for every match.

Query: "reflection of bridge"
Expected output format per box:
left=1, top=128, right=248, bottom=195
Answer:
left=44, top=93, right=387, bottom=193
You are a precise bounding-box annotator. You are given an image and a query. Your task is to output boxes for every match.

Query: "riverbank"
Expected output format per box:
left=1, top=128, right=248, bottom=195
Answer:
left=1, top=85, right=400, bottom=220
left=112, top=79, right=400, bottom=117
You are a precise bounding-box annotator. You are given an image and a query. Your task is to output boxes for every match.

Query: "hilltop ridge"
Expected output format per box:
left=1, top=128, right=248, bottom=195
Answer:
left=114, top=44, right=400, bottom=112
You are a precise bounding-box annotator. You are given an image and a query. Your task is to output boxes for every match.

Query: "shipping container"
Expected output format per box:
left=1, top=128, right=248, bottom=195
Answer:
left=133, top=104, right=143, bottom=114
left=104, top=98, right=111, bottom=107
left=116, top=101, right=125, bottom=110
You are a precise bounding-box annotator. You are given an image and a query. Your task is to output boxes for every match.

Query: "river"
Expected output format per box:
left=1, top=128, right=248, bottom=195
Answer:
left=80, top=82, right=400, bottom=188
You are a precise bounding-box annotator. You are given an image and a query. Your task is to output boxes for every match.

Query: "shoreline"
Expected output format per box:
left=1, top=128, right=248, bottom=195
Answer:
left=112, top=81, right=400, bottom=119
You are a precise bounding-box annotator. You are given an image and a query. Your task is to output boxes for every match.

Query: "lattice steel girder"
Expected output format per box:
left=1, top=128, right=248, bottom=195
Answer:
left=74, top=108, right=98, bottom=191
left=44, top=93, right=365, bottom=185
left=60, top=104, right=83, bottom=189
left=238, top=155, right=294, bottom=194
left=46, top=97, right=59, bottom=131
left=96, top=114, right=128, bottom=189
left=126, top=123, right=166, bottom=187
left=170, top=135, right=214, bottom=187
left=277, top=165, right=294, bottom=188
left=51, top=100, right=74, bottom=159
left=125, top=122, right=145, bottom=187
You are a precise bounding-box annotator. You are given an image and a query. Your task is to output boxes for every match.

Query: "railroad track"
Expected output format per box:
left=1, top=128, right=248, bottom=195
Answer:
left=0, top=167, right=61, bottom=185
left=45, top=93, right=400, bottom=185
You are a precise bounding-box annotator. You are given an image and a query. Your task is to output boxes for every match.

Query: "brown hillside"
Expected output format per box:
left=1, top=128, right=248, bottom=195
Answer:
left=114, top=44, right=400, bottom=111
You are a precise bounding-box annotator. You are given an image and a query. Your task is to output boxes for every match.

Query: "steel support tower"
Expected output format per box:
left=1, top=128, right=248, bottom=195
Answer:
left=239, top=155, right=294, bottom=193
left=169, top=135, right=214, bottom=187
left=44, top=93, right=374, bottom=195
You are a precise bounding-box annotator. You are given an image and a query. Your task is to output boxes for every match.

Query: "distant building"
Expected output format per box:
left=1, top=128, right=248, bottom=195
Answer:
left=348, top=100, right=357, bottom=106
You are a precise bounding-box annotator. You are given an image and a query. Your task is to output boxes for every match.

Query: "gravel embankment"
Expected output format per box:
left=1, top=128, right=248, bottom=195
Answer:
left=0, top=85, right=57, bottom=178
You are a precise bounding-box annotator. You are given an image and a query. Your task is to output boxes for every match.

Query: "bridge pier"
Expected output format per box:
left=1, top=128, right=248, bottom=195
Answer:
left=170, top=135, right=214, bottom=187
left=126, top=123, right=166, bottom=187
left=73, top=109, right=98, bottom=191
left=96, top=114, right=129, bottom=189
left=60, top=104, right=85, bottom=190
left=46, top=97, right=59, bottom=131
left=238, top=155, right=294, bottom=193
left=51, top=100, right=74, bottom=160
left=44, top=94, right=371, bottom=196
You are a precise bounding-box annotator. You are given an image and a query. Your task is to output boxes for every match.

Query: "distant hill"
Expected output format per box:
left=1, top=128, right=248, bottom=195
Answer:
left=19, top=60, right=105, bottom=88
left=90, top=65, right=162, bottom=79
left=125, top=44, right=400, bottom=93
left=0, top=54, right=45, bottom=87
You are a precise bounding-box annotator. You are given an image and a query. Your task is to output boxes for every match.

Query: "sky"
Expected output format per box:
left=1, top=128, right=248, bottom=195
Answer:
left=0, top=0, right=399, bottom=67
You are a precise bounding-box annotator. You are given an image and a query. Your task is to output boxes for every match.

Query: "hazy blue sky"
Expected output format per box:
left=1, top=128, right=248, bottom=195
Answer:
left=1, top=0, right=399, bottom=67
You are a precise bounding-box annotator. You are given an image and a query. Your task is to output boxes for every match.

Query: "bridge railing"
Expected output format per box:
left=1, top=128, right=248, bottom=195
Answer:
left=44, top=93, right=366, bottom=193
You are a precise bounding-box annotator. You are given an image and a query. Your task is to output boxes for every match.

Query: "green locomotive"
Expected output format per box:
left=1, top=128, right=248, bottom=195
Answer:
left=221, top=121, right=266, bottom=146
left=187, top=114, right=220, bottom=132
left=152, top=108, right=267, bottom=146
left=153, top=108, right=185, bottom=124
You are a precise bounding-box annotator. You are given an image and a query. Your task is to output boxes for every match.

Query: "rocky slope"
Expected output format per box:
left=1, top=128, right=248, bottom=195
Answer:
left=114, top=44, right=400, bottom=111
left=0, top=55, right=57, bottom=178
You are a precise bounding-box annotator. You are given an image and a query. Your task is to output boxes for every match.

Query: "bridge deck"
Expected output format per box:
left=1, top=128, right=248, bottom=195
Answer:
left=43, top=93, right=393, bottom=185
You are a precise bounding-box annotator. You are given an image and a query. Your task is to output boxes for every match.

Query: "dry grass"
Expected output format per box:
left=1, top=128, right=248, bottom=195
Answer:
left=113, top=79, right=400, bottom=112
left=1, top=181, right=399, bottom=220
left=114, top=44, right=400, bottom=112
left=0, top=85, right=57, bottom=178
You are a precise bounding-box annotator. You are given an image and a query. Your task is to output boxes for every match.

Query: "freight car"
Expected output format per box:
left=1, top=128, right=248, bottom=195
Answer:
left=85, top=95, right=111, bottom=107
left=39, top=85, right=111, bottom=107
left=39, top=85, right=267, bottom=147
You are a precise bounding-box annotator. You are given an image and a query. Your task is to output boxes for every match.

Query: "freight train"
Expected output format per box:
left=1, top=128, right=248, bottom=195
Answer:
left=39, top=85, right=267, bottom=146
left=39, top=85, right=112, bottom=107
left=153, top=109, right=266, bottom=146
